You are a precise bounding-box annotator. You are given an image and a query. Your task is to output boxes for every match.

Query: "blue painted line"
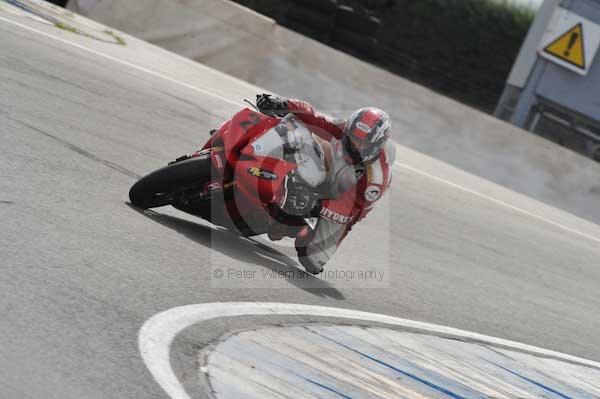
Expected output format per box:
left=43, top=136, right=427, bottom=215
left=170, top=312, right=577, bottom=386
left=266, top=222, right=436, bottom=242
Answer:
left=490, top=362, right=574, bottom=399
left=301, top=376, right=354, bottom=399
left=3, top=0, right=63, bottom=26
left=4, top=0, right=30, bottom=12
left=315, top=333, right=469, bottom=399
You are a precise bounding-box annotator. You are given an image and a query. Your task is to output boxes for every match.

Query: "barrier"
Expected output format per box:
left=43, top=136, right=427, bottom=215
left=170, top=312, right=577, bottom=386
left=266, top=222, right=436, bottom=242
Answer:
left=68, top=0, right=600, bottom=225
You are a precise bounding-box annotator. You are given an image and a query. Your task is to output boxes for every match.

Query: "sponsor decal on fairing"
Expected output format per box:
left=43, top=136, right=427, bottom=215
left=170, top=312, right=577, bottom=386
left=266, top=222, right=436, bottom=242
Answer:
left=247, top=167, right=278, bottom=180
left=213, top=153, right=224, bottom=169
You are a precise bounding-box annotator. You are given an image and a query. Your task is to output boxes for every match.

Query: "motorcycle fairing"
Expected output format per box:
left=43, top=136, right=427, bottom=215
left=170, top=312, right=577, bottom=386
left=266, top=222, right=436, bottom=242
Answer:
left=197, top=108, right=327, bottom=234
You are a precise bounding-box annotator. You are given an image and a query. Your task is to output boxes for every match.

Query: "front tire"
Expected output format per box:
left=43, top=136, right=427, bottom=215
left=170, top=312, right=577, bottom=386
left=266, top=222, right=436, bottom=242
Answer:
left=129, top=157, right=212, bottom=208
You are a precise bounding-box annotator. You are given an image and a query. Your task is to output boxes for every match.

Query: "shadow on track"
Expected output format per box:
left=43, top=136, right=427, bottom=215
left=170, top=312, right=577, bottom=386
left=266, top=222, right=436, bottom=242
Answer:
left=127, top=204, right=345, bottom=300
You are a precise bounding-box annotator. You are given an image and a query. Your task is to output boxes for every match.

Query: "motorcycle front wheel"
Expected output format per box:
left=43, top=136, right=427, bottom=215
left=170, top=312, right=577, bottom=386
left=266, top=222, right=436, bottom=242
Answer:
left=129, top=156, right=212, bottom=209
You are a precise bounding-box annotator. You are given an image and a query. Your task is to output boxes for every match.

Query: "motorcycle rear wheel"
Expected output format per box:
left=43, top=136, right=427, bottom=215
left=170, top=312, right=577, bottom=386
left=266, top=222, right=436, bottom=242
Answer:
left=129, top=157, right=212, bottom=209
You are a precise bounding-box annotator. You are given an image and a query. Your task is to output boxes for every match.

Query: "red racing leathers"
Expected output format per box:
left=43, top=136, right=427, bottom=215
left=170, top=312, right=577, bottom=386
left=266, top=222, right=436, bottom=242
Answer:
left=279, top=100, right=395, bottom=272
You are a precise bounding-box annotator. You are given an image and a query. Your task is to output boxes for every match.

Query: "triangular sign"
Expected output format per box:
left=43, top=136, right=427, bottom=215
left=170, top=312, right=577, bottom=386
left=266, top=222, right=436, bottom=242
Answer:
left=543, top=23, right=586, bottom=69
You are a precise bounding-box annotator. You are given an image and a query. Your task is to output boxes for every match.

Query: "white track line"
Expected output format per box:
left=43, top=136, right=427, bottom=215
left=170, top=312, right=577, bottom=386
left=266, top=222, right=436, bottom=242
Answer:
left=2, top=13, right=599, bottom=244
left=0, top=15, right=244, bottom=108
left=138, top=302, right=600, bottom=399
left=394, top=162, right=600, bottom=244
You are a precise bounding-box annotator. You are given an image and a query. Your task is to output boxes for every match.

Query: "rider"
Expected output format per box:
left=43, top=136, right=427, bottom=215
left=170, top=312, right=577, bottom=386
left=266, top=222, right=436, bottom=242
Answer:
left=256, top=94, right=395, bottom=274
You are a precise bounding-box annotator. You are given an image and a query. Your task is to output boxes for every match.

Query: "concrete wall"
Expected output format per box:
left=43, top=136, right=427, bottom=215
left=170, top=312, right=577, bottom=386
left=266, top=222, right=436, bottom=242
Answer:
left=68, top=0, right=600, bottom=225
left=67, top=0, right=276, bottom=82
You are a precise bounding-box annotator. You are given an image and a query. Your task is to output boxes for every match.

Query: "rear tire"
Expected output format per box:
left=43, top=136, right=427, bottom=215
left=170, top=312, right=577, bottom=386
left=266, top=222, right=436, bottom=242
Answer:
left=129, top=157, right=212, bottom=208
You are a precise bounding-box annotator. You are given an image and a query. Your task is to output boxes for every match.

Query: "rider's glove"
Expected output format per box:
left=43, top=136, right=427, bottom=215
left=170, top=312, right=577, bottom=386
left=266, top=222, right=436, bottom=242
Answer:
left=256, top=94, right=288, bottom=117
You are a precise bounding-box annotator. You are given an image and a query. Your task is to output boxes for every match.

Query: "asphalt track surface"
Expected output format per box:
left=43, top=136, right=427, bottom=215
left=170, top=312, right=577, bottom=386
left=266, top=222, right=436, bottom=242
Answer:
left=2, top=5, right=600, bottom=398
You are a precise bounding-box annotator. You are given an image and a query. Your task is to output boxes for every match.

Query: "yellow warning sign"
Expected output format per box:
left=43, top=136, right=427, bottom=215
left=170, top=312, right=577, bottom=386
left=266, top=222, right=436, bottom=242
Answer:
left=543, top=23, right=586, bottom=69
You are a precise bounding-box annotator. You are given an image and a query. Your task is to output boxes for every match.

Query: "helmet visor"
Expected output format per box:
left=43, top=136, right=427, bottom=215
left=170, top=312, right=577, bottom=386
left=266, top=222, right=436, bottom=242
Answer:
left=343, top=132, right=381, bottom=164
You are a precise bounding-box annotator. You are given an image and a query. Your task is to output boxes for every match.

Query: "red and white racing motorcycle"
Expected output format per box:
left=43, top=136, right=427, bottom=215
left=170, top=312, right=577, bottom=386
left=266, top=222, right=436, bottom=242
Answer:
left=129, top=102, right=325, bottom=271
